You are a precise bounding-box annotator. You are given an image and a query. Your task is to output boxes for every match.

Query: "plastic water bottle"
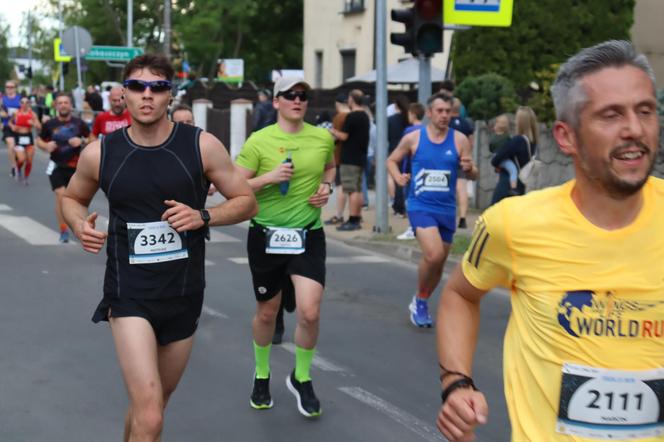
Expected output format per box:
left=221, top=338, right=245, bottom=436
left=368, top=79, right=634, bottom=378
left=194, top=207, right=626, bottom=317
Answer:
left=279, top=152, right=292, bottom=196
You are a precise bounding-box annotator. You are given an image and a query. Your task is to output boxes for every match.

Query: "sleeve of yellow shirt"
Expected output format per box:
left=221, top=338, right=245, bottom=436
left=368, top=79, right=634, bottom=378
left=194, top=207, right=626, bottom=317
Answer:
left=461, top=202, right=513, bottom=291
left=235, top=134, right=259, bottom=172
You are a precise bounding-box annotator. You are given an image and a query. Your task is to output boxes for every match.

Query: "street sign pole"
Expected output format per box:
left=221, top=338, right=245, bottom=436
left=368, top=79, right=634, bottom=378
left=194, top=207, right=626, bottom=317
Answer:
left=58, top=0, right=64, bottom=91
left=74, top=27, right=82, bottom=89
left=418, top=54, right=432, bottom=104
left=374, top=0, right=389, bottom=233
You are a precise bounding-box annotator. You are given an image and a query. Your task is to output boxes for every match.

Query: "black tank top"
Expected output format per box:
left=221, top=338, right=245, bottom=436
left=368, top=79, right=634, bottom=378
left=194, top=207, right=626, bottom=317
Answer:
left=100, top=123, right=209, bottom=299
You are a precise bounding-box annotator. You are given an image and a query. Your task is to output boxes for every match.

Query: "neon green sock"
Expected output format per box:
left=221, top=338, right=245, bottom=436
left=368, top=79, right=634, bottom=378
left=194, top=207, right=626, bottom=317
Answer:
left=295, top=346, right=315, bottom=382
left=253, top=341, right=271, bottom=379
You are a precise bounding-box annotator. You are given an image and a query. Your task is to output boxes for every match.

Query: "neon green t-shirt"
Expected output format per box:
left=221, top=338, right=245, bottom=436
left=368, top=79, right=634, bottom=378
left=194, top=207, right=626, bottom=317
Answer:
left=236, top=123, right=334, bottom=229
left=463, top=178, right=664, bottom=441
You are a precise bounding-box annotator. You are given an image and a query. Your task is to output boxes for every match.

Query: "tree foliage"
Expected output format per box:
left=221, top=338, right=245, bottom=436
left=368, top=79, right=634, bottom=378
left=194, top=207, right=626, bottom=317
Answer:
left=0, top=21, right=13, bottom=83
left=456, top=73, right=518, bottom=121
left=39, top=0, right=302, bottom=86
left=452, top=0, right=635, bottom=99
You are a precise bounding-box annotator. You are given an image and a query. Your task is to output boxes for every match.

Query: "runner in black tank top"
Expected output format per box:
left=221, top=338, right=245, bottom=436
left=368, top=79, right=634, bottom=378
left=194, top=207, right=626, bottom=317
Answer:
left=60, top=54, right=256, bottom=440
left=100, top=123, right=208, bottom=299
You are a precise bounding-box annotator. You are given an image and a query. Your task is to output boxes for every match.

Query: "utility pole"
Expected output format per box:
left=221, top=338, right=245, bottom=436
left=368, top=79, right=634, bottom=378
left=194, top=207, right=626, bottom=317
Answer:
left=163, top=0, right=171, bottom=58
left=374, top=0, right=389, bottom=233
left=58, top=0, right=64, bottom=91
left=127, top=0, right=133, bottom=47
left=27, top=11, right=33, bottom=95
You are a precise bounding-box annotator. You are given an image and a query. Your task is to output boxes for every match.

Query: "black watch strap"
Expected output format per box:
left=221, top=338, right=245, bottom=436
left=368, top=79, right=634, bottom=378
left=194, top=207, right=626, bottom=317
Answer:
left=441, top=377, right=477, bottom=404
left=200, top=209, right=210, bottom=226
left=323, top=181, right=333, bottom=194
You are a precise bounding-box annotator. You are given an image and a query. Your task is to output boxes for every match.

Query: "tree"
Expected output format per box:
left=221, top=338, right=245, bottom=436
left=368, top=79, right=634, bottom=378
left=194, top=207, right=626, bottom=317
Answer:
left=451, top=0, right=635, bottom=99
left=456, top=73, right=518, bottom=121
left=0, top=17, right=14, bottom=82
left=43, top=0, right=303, bottom=86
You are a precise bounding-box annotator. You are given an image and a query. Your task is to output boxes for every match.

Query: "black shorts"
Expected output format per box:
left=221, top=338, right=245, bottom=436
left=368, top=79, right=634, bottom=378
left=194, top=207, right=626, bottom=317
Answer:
left=91, top=293, right=204, bottom=346
left=2, top=126, right=15, bottom=142
left=247, top=225, right=326, bottom=303
left=334, top=165, right=342, bottom=186
left=49, top=166, right=75, bottom=190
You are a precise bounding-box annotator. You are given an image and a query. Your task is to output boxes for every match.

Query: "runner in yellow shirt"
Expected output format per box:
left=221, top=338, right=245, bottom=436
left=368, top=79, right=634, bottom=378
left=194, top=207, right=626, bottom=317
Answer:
left=436, top=40, right=664, bottom=441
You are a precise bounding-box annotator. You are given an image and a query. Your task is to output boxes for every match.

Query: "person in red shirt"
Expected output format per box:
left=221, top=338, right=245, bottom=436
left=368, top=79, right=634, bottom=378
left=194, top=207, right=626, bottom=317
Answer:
left=9, top=97, right=41, bottom=185
left=91, top=86, right=131, bottom=139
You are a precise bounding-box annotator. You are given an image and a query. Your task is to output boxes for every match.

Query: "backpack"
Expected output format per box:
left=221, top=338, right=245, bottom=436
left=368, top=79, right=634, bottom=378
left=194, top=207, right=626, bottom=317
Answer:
left=518, top=135, right=543, bottom=191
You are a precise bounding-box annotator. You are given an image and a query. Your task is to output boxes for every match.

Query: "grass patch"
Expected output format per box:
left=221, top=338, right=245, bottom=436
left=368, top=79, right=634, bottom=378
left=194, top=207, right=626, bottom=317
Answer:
left=369, top=232, right=472, bottom=256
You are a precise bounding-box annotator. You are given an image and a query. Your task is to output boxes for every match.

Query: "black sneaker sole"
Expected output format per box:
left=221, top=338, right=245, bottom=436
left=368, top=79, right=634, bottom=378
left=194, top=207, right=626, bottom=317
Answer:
left=286, top=375, right=321, bottom=418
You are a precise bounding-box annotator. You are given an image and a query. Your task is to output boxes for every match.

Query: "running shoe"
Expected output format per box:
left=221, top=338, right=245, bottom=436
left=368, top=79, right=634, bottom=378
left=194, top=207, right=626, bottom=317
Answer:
left=336, top=221, right=361, bottom=231
left=323, top=215, right=343, bottom=225
left=250, top=375, right=273, bottom=410
left=286, top=370, right=321, bottom=418
left=458, top=218, right=467, bottom=229
left=409, top=295, right=433, bottom=328
left=59, top=230, right=69, bottom=243
left=397, top=227, right=415, bottom=240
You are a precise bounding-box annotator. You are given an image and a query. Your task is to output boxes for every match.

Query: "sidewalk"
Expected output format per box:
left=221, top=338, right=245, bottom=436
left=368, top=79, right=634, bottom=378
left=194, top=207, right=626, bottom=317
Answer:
left=321, top=190, right=480, bottom=265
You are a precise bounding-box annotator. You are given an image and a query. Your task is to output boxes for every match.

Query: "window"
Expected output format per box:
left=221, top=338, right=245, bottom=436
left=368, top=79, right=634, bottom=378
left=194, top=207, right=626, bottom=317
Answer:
left=340, top=49, right=356, bottom=82
left=343, top=0, right=365, bottom=14
left=315, top=51, right=323, bottom=89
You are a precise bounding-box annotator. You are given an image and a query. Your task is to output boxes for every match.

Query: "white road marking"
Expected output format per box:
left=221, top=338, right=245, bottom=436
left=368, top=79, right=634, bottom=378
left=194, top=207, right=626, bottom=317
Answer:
left=0, top=204, right=12, bottom=211
left=339, top=386, right=444, bottom=442
left=229, top=256, right=390, bottom=265
left=0, top=214, right=69, bottom=245
left=201, top=305, right=229, bottom=319
left=208, top=228, right=241, bottom=243
left=280, top=342, right=347, bottom=373
left=205, top=259, right=215, bottom=266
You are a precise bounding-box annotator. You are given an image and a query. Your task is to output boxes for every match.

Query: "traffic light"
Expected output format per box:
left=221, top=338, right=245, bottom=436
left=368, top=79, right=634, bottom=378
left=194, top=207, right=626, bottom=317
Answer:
left=413, top=0, right=443, bottom=56
left=391, top=0, right=443, bottom=57
left=390, top=7, right=415, bottom=55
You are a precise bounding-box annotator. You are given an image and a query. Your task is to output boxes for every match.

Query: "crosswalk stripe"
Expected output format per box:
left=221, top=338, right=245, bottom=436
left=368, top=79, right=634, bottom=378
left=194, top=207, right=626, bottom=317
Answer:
left=0, top=204, right=12, bottom=211
left=208, top=228, right=241, bottom=243
left=0, top=214, right=67, bottom=245
left=205, top=259, right=215, bottom=266
left=229, top=257, right=249, bottom=264
left=228, top=256, right=391, bottom=265
left=280, top=342, right=347, bottom=372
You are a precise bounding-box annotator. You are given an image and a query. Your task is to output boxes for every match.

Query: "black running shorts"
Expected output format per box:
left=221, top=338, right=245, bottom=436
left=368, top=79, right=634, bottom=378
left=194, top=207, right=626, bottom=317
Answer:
left=91, top=293, right=204, bottom=346
left=2, top=126, right=15, bottom=141
left=247, top=226, right=326, bottom=302
left=49, top=166, right=75, bottom=191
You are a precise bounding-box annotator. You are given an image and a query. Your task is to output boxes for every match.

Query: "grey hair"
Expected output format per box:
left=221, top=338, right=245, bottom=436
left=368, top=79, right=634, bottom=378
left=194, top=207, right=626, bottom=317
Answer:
left=551, top=40, right=656, bottom=127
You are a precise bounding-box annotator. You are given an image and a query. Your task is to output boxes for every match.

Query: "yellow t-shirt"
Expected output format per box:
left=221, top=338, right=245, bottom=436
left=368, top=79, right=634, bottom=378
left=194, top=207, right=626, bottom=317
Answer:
left=462, top=178, right=664, bottom=442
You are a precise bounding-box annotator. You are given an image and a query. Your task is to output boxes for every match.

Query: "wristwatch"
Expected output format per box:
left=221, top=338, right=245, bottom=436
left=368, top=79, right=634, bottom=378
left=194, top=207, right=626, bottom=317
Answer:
left=323, top=181, right=333, bottom=194
left=200, top=209, right=211, bottom=227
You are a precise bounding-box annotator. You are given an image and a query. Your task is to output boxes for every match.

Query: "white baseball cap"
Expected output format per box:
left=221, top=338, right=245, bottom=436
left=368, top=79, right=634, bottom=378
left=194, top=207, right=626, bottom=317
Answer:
left=273, top=76, right=311, bottom=98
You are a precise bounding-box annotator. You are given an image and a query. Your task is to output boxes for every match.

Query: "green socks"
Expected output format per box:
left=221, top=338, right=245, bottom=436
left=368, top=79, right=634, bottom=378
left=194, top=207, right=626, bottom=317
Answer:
left=253, top=341, right=272, bottom=379
left=295, top=346, right=316, bottom=382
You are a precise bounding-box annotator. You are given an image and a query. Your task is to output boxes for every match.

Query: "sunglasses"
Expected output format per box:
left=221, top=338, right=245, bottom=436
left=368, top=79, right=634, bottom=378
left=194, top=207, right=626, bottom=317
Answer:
left=6, top=85, right=16, bottom=89
left=123, top=79, right=172, bottom=93
left=278, top=90, right=308, bottom=102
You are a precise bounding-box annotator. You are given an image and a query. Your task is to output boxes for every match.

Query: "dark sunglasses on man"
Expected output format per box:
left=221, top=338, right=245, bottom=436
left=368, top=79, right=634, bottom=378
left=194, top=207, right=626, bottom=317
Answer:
left=123, top=79, right=173, bottom=94
left=278, top=90, right=308, bottom=102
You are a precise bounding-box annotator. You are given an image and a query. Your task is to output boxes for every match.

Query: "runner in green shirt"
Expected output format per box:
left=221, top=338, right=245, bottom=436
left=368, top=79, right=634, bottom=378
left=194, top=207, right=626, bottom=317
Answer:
left=236, top=77, right=335, bottom=418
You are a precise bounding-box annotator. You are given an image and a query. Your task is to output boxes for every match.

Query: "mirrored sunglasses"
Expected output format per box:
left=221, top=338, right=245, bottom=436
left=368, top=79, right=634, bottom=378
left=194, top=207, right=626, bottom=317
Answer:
left=123, top=79, right=172, bottom=93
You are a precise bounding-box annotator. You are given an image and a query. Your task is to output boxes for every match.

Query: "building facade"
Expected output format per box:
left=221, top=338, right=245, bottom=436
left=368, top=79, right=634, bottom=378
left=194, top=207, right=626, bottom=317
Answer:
left=303, top=0, right=452, bottom=89
left=632, top=0, right=664, bottom=89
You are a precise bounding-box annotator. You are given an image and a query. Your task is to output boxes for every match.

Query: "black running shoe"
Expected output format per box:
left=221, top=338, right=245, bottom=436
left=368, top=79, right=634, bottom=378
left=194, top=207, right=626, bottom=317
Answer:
left=250, top=375, right=273, bottom=410
left=458, top=218, right=467, bottom=229
left=286, top=370, right=321, bottom=417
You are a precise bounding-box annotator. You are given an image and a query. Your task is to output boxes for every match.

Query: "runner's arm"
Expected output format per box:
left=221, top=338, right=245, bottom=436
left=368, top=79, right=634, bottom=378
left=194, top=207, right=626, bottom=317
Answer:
left=61, top=141, right=107, bottom=254
left=199, top=132, right=258, bottom=226
left=435, top=264, right=489, bottom=441
left=456, top=132, right=478, bottom=180
left=308, top=160, right=336, bottom=208
left=236, top=161, right=294, bottom=192
left=386, top=131, right=415, bottom=186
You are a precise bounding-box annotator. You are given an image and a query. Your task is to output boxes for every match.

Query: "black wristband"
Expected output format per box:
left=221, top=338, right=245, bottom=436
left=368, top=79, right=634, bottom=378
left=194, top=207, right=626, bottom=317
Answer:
left=323, top=181, right=333, bottom=194
left=441, top=377, right=477, bottom=404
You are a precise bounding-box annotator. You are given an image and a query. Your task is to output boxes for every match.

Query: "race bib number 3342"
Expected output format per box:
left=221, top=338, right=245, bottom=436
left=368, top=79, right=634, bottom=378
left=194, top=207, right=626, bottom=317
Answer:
left=127, top=221, right=188, bottom=264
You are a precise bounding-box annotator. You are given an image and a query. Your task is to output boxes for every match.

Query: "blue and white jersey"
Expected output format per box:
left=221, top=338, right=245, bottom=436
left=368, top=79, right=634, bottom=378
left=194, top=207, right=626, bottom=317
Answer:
left=407, top=126, right=458, bottom=215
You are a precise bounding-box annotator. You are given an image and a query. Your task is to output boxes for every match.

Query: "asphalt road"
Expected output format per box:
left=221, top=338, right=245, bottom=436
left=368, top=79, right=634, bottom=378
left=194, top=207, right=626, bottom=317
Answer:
left=0, top=143, right=511, bottom=441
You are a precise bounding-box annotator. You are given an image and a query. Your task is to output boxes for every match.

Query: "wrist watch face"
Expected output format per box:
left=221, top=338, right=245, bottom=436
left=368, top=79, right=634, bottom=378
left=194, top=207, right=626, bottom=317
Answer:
left=200, top=209, right=210, bottom=224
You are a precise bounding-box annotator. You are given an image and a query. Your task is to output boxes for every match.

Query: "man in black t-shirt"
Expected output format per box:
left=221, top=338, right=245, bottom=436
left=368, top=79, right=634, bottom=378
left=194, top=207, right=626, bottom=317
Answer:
left=329, top=89, right=369, bottom=231
left=450, top=97, right=474, bottom=229
left=36, top=93, right=91, bottom=243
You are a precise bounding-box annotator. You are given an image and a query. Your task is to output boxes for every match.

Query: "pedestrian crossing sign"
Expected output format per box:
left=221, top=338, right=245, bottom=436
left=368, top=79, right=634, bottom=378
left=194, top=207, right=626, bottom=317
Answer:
left=444, top=0, right=514, bottom=27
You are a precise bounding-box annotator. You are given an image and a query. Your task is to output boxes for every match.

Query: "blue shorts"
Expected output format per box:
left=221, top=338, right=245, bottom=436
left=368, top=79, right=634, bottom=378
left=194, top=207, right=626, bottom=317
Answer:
left=408, top=210, right=455, bottom=244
